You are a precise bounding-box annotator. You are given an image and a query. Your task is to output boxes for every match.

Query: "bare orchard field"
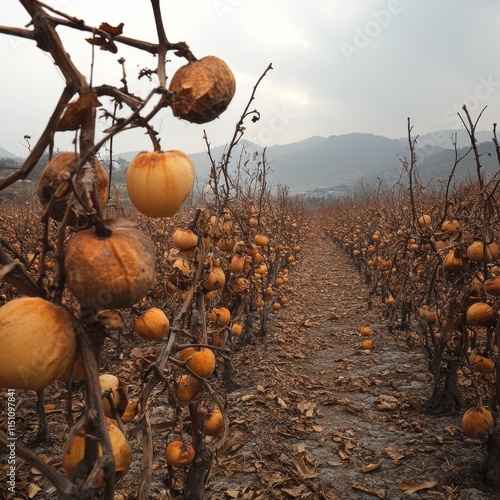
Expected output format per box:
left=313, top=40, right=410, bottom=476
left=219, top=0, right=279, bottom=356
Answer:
left=2, top=231, right=497, bottom=499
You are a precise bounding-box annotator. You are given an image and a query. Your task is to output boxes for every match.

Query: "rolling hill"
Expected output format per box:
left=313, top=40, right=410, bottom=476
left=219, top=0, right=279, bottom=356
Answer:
left=183, top=130, right=497, bottom=194
left=1, top=129, right=497, bottom=195
left=0, top=146, right=18, bottom=159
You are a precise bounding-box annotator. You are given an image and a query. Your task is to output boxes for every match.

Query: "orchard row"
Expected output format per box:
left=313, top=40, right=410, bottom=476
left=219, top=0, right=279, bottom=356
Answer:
left=0, top=145, right=308, bottom=496
left=318, top=153, right=500, bottom=485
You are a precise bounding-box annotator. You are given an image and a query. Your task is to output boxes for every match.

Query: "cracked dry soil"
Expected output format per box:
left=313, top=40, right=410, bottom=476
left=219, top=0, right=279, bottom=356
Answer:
left=2, top=233, right=499, bottom=500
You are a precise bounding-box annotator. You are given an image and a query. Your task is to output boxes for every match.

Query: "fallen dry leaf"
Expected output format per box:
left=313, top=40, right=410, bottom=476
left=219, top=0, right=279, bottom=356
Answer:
left=292, top=453, right=318, bottom=480
left=345, top=402, right=363, bottom=413
left=377, top=394, right=399, bottom=410
left=327, top=460, right=344, bottom=467
left=397, top=478, right=438, bottom=495
left=28, top=483, right=42, bottom=498
left=305, top=480, right=341, bottom=499
left=241, top=394, right=257, bottom=401
left=218, top=430, right=246, bottom=456
left=281, top=484, right=310, bottom=497
left=295, top=443, right=307, bottom=453
left=276, top=396, right=288, bottom=408
left=298, top=401, right=316, bottom=417
left=444, top=425, right=459, bottom=436
left=338, top=446, right=350, bottom=460
left=352, top=482, right=386, bottom=499
left=321, top=395, right=339, bottom=405
left=385, top=448, right=407, bottom=462
left=362, top=461, right=383, bottom=472
left=258, top=471, right=287, bottom=487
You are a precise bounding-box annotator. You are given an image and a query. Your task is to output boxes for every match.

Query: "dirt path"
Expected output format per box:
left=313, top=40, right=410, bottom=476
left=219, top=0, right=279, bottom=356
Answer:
left=205, top=234, right=497, bottom=500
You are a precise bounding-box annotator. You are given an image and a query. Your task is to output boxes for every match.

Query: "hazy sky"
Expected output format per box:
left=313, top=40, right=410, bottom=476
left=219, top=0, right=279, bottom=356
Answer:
left=2, top=0, right=500, bottom=158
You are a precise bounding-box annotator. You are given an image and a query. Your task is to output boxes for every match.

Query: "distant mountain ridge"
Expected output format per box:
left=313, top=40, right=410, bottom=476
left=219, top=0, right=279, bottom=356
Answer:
left=0, top=146, right=18, bottom=159
left=1, top=129, right=496, bottom=193
left=185, top=130, right=496, bottom=193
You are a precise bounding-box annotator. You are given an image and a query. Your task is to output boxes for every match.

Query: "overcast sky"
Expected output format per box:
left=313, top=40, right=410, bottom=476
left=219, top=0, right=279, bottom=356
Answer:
left=2, top=0, right=500, bottom=158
